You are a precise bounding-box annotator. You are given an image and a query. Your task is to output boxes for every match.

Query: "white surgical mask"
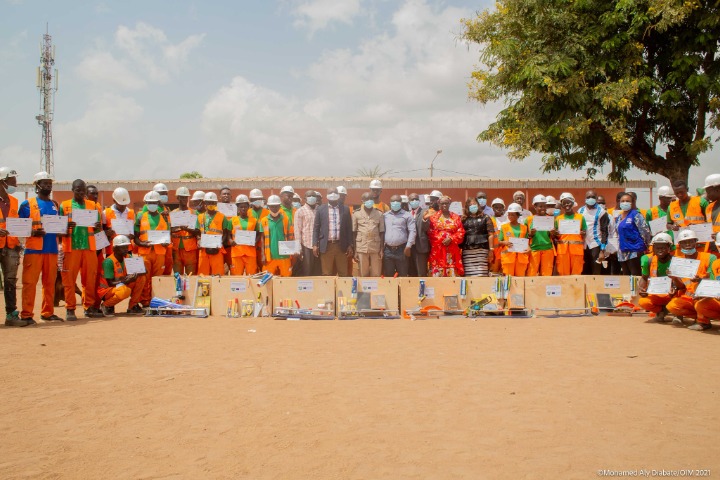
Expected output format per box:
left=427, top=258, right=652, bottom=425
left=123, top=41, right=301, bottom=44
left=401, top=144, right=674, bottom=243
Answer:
left=409, top=200, right=420, bottom=209
left=364, top=200, right=375, bottom=209
left=147, top=204, right=159, bottom=213
left=292, top=202, right=301, bottom=209
left=477, top=198, right=487, bottom=207
left=327, top=193, right=340, bottom=202
left=586, top=198, right=597, bottom=206
left=469, top=205, right=479, bottom=214
left=390, top=201, right=402, bottom=212
left=620, top=202, right=632, bottom=211
left=306, top=196, right=317, bottom=206
left=252, top=200, right=264, bottom=208
left=159, top=194, right=169, bottom=203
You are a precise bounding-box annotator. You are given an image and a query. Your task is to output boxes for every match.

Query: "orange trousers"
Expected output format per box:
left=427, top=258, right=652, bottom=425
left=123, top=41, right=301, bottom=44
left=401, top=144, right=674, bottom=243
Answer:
left=527, top=249, right=554, bottom=277
left=490, top=247, right=502, bottom=273
left=501, top=260, right=528, bottom=277
left=140, top=250, right=166, bottom=305
left=21, top=253, right=58, bottom=319
left=163, top=244, right=173, bottom=275
left=231, top=255, right=259, bottom=276
left=265, top=258, right=291, bottom=277
left=198, top=250, right=225, bottom=276
left=61, top=249, right=97, bottom=311
left=694, top=298, right=720, bottom=325
left=637, top=294, right=672, bottom=314
left=173, top=248, right=198, bottom=275
left=93, top=250, right=104, bottom=309
left=101, top=278, right=145, bottom=308
left=556, top=253, right=583, bottom=276
left=666, top=295, right=702, bottom=321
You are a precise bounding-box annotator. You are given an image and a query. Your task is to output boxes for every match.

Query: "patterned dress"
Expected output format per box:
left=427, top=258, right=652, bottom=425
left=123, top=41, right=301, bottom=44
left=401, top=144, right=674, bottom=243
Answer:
left=428, top=211, right=466, bottom=277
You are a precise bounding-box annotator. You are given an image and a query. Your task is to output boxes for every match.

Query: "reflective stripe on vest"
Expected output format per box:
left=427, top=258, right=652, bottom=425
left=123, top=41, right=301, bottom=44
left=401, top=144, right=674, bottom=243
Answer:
left=669, top=196, right=705, bottom=226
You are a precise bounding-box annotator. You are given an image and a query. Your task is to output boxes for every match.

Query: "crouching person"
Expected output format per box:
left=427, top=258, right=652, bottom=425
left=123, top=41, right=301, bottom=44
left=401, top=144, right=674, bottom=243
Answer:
left=637, top=233, right=674, bottom=322
left=98, top=235, right=146, bottom=316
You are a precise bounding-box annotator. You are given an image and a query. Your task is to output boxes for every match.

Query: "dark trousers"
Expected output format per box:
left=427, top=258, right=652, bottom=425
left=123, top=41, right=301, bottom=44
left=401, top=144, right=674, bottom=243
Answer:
left=620, top=256, right=642, bottom=276
left=409, top=246, right=428, bottom=277
left=383, top=245, right=408, bottom=277
left=300, top=246, right=320, bottom=276
left=582, top=246, right=602, bottom=275
left=1, top=247, right=20, bottom=314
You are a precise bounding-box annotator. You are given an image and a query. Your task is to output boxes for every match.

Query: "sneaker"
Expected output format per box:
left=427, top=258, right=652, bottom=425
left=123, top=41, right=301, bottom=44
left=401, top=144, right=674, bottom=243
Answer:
left=84, top=307, right=105, bottom=318
left=4, top=317, right=30, bottom=327
left=127, top=304, right=144, bottom=315
left=671, top=315, right=684, bottom=325
left=40, top=314, right=63, bottom=321
left=688, top=323, right=711, bottom=331
left=101, top=304, right=115, bottom=317
left=66, top=310, right=77, bottom=321
left=6, top=310, right=20, bottom=320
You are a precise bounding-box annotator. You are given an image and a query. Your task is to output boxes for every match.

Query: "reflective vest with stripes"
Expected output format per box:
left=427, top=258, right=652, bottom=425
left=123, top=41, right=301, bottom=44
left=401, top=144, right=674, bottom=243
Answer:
left=198, top=211, right=226, bottom=253
left=260, top=212, right=292, bottom=261
left=60, top=199, right=99, bottom=252
left=669, top=196, right=705, bottom=227
left=25, top=197, right=55, bottom=251
left=673, top=250, right=712, bottom=294
left=170, top=208, right=198, bottom=252
left=0, top=194, right=20, bottom=249
left=555, top=213, right=584, bottom=255
left=137, top=211, right=169, bottom=256
left=104, top=206, right=135, bottom=255
left=97, top=254, right=127, bottom=299
left=499, top=223, right=529, bottom=265
left=231, top=215, right=258, bottom=258
left=706, top=201, right=720, bottom=234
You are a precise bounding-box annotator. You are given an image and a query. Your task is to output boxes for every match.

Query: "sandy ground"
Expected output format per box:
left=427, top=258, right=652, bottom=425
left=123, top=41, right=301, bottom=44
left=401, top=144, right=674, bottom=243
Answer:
left=1, top=288, right=719, bottom=480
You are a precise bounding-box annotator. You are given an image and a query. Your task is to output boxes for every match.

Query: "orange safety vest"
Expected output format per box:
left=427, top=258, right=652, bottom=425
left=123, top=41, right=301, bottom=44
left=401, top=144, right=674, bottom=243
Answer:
left=668, top=196, right=705, bottom=227
left=673, top=250, right=712, bottom=294
left=137, top=211, right=169, bottom=255
left=60, top=199, right=99, bottom=252
left=171, top=208, right=198, bottom=252
left=0, top=194, right=20, bottom=249
left=260, top=212, right=293, bottom=261
left=24, top=197, right=49, bottom=251
left=198, top=211, right=227, bottom=253
left=712, top=259, right=720, bottom=279
left=231, top=215, right=258, bottom=258
left=250, top=208, right=268, bottom=221
left=97, top=254, right=127, bottom=299
left=104, top=206, right=136, bottom=255
left=706, top=201, right=720, bottom=234
left=555, top=213, right=584, bottom=255
left=648, top=206, right=669, bottom=220
left=499, top=223, right=529, bottom=265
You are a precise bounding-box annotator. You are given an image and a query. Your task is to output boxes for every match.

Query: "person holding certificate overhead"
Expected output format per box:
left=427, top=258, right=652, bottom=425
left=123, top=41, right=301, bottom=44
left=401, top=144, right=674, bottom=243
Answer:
left=19, top=171, right=62, bottom=324
left=665, top=229, right=717, bottom=330
left=97, top=235, right=146, bottom=316
left=170, top=187, right=200, bottom=275
left=637, top=233, right=675, bottom=322
left=694, top=236, right=720, bottom=326
left=553, top=193, right=587, bottom=275
left=526, top=195, right=555, bottom=277
left=197, top=192, right=231, bottom=276
left=261, top=195, right=295, bottom=277
left=0, top=167, right=27, bottom=326
left=228, top=194, right=262, bottom=275
left=134, top=191, right=171, bottom=308
left=497, top=203, right=530, bottom=276
left=616, top=193, right=652, bottom=276
left=60, top=179, right=104, bottom=320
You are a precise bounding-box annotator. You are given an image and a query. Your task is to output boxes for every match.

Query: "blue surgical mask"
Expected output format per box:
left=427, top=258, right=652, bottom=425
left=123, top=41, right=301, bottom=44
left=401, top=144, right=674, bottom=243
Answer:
left=292, top=202, right=301, bottom=209
left=5, top=184, right=16, bottom=194
left=586, top=198, right=597, bottom=206
left=364, top=200, right=375, bottom=209
left=306, top=196, right=317, bottom=206
left=390, top=201, right=402, bottom=212
left=477, top=198, right=487, bottom=207
left=409, top=200, right=420, bottom=210
left=147, top=204, right=159, bottom=213
left=554, top=209, right=561, bottom=216
left=469, top=204, right=479, bottom=214
left=681, top=248, right=696, bottom=255
left=159, top=194, right=169, bottom=203
left=252, top=200, right=263, bottom=208
left=620, top=202, right=632, bottom=211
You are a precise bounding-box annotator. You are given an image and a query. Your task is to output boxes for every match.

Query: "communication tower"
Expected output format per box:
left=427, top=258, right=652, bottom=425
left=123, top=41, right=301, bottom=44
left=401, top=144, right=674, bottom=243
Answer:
left=36, top=25, right=57, bottom=177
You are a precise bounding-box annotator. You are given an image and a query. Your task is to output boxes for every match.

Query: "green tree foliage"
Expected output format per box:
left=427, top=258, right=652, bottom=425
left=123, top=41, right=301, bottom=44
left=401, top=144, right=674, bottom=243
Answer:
left=180, top=171, right=203, bottom=179
left=462, top=0, right=720, bottom=183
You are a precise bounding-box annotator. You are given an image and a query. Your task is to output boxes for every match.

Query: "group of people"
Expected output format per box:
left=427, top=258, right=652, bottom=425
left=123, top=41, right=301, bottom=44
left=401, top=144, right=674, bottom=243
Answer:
left=0, top=169, right=718, bottom=329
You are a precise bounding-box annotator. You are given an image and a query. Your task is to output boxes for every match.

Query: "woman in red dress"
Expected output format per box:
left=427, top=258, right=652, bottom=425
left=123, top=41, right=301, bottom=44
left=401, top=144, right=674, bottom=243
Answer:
left=427, top=196, right=466, bottom=277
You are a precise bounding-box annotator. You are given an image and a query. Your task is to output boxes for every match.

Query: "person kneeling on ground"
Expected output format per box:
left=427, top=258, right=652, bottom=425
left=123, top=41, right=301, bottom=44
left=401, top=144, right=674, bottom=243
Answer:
left=98, top=235, right=146, bottom=316
left=693, top=235, right=720, bottom=328
left=637, top=233, right=675, bottom=323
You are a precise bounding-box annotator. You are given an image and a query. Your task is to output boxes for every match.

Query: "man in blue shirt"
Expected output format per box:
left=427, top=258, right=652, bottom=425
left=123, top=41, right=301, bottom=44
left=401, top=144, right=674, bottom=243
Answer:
left=383, top=195, right=416, bottom=277
left=19, top=172, right=62, bottom=323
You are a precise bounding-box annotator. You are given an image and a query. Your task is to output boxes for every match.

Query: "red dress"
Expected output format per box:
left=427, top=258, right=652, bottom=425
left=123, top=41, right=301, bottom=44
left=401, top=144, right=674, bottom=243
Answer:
left=428, top=211, right=465, bottom=277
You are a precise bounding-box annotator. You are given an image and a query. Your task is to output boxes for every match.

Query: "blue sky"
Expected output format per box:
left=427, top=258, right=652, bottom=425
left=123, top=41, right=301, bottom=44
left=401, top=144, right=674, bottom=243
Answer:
left=0, top=0, right=715, bottom=189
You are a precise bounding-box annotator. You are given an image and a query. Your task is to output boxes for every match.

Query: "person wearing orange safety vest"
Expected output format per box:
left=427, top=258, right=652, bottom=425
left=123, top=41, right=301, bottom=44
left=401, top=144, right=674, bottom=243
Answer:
left=134, top=191, right=171, bottom=309
left=249, top=188, right=269, bottom=222
left=103, top=187, right=136, bottom=257
left=60, top=179, right=104, bottom=320
left=637, top=233, right=675, bottom=322
left=488, top=197, right=508, bottom=274
left=228, top=194, right=263, bottom=275
left=665, top=229, right=716, bottom=331
left=702, top=174, right=720, bottom=254
left=552, top=192, right=587, bottom=275
left=526, top=194, right=555, bottom=277
left=19, top=171, right=62, bottom=324
left=694, top=235, right=720, bottom=326
left=497, top=203, right=530, bottom=276
left=97, top=235, right=146, bottom=316
left=85, top=184, right=106, bottom=310
left=369, top=179, right=390, bottom=213
left=669, top=179, right=709, bottom=236
left=0, top=167, right=28, bottom=326
left=170, top=187, right=200, bottom=275
left=197, top=192, right=231, bottom=276
left=645, top=186, right=675, bottom=239
left=260, top=195, right=295, bottom=277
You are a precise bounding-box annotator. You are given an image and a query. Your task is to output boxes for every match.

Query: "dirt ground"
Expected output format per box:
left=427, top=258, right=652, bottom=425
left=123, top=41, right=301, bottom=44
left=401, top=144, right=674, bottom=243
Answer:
left=1, top=292, right=719, bottom=479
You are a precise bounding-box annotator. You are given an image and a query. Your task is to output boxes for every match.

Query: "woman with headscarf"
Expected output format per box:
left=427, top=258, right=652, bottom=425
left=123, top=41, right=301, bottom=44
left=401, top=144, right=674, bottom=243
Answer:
left=460, top=197, right=494, bottom=276
left=428, top=196, right=465, bottom=277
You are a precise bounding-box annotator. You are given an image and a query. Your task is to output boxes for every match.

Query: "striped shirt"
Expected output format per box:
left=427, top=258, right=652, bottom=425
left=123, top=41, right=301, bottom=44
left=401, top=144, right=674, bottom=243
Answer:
left=293, top=204, right=316, bottom=248
left=328, top=205, right=340, bottom=241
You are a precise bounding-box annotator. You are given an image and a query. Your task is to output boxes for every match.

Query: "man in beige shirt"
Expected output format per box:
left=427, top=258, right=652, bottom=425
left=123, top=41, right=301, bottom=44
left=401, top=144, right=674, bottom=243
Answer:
left=353, top=192, right=385, bottom=277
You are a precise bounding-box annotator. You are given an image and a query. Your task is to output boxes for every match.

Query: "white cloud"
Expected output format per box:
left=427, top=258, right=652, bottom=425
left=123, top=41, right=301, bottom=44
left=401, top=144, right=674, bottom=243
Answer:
left=0, top=145, right=37, bottom=180
left=76, top=51, right=147, bottom=90
left=292, top=0, right=362, bottom=34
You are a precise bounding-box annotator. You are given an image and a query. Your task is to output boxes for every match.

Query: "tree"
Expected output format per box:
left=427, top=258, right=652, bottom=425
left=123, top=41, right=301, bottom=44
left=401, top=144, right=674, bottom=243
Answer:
left=180, top=171, right=203, bottom=179
left=355, top=165, right=394, bottom=178
left=462, top=0, right=720, bottom=184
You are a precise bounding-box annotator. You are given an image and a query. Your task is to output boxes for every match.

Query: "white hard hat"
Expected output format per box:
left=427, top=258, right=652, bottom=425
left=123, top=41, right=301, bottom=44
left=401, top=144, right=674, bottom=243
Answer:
left=33, top=171, right=53, bottom=183
left=176, top=186, right=190, bottom=197
left=266, top=195, right=282, bottom=206
left=369, top=179, right=383, bottom=189
left=545, top=195, right=557, bottom=205
left=203, top=192, right=218, bottom=202
left=491, top=198, right=505, bottom=207
left=559, top=192, right=575, bottom=203
left=651, top=232, right=673, bottom=245
left=144, top=191, right=161, bottom=202
left=152, top=183, right=168, bottom=193
left=532, top=194, right=547, bottom=205
left=280, top=185, right=294, bottom=194
left=112, top=187, right=131, bottom=206
left=704, top=173, right=720, bottom=188
left=337, top=186, right=347, bottom=195
left=429, top=190, right=443, bottom=198
left=677, top=229, right=698, bottom=242
left=401, top=195, right=409, bottom=203
left=506, top=203, right=523, bottom=214
left=0, top=167, right=18, bottom=180
left=657, top=186, right=673, bottom=198
left=191, top=191, right=205, bottom=201
left=249, top=188, right=263, bottom=199
left=235, top=194, right=249, bottom=204
left=112, top=235, right=131, bottom=247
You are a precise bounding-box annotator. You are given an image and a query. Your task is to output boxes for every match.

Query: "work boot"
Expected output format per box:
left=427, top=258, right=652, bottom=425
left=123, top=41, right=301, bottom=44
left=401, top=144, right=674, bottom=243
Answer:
left=5, top=316, right=30, bottom=327
left=655, top=311, right=667, bottom=323
left=127, top=304, right=144, bottom=315
left=22, top=318, right=37, bottom=326
left=66, top=310, right=77, bottom=321
left=688, top=323, right=711, bottom=331
left=101, top=304, right=115, bottom=317
left=84, top=307, right=104, bottom=318
left=40, top=314, right=63, bottom=321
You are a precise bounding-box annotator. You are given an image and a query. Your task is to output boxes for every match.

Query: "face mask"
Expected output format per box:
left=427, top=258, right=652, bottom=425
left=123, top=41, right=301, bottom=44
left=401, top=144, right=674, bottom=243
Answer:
left=159, top=194, right=169, bottom=203
left=469, top=204, right=479, bottom=214
left=5, top=184, right=16, bottom=194
left=147, top=204, right=159, bottom=213
left=292, top=202, right=301, bottom=209
left=206, top=205, right=217, bottom=212
left=554, top=209, right=561, bottom=216
left=390, top=201, right=402, bottom=212
left=409, top=200, right=420, bottom=210
left=252, top=200, right=263, bottom=208
left=306, top=196, right=317, bottom=206
left=546, top=208, right=555, bottom=215
left=681, top=247, right=696, bottom=255
left=327, top=193, right=340, bottom=202
left=586, top=198, right=597, bottom=206
left=37, top=187, right=52, bottom=196
left=364, top=200, right=375, bottom=209
left=477, top=198, right=487, bottom=207
left=620, top=202, right=632, bottom=211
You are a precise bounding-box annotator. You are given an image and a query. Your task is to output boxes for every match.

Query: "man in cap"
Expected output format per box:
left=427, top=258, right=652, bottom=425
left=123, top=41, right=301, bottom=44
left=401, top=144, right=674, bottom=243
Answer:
left=512, top=191, right=533, bottom=222
left=423, top=190, right=443, bottom=218
left=369, top=179, right=389, bottom=212
left=197, top=192, right=231, bottom=276
left=638, top=233, right=675, bottom=322
left=292, top=193, right=302, bottom=210
left=313, top=188, right=353, bottom=276
left=190, top=190, right=206, bottom=214
left=279, top=186, right=296, bottom=226
left=552, top=192, right=587, bottom=275
left=85, top=184, right=107, bottom=309
left=249, top=189, right=268, bottom=221
left=228, top=194, right=262, bottom=275
left=702, top=174, right=720, bottom=253
left=646, top=186, right=674, bottom=231
left=694, top=235, right=720, bottom=323
left=18, top=171, right=61, bottom=324
left=134, top=191, right=171, bottom=308
left=218, top=187, right=236, bottom=273
left=170, top=187, right=200, bottom=275
left=408, top=193, right=430, bottom=276
left=488, top=198, right=507, bottom=273
left=526, top=194, right=555, bottom=277
left=0, top=167, right=25, bottom=325
left=294, top=190, right=320, bottom=276
left=97, top=235, right=146, bottom=316
left=337, top=186, right=348, bottom=207
left=353, top=192, right=385, bottom=277
left=578, top=189, right=610, bottom=275
left=103, top=188, right=135, bottom=255
left=669, top=180, right=709, bottom=234
left=260, top=195, right=295, bottom=276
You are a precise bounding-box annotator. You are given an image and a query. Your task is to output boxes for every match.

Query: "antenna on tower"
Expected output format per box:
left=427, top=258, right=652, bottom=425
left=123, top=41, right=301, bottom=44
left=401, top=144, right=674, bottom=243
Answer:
left=36, top=23, right=57, bottom=178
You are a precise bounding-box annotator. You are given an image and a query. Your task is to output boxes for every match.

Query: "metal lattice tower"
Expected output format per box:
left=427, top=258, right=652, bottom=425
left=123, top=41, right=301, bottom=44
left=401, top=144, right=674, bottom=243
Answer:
left=36, top=25, right=57, bottom=178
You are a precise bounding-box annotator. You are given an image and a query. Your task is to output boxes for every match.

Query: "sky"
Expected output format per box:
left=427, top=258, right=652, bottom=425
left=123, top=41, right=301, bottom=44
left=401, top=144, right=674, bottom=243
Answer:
left=0, top=0, right=716, bottom=189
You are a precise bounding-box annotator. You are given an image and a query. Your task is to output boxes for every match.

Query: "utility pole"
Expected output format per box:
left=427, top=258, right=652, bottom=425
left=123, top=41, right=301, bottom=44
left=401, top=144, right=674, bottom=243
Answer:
left=429, top=149, right=442, bottom=178
left=36, top=24, right=57, bottom=178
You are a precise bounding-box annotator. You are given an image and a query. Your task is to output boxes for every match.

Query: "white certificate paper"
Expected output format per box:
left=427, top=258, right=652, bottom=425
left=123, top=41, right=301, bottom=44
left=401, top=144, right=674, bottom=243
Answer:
left=668, top=257, right=701, bottom=279
left=5, top=217, right=32, bottom=237
left=170, top=210, right=198, bottom=229
left=124, top=256, right=146, bottom=275
left=449, top=202, right=463, bottom=216
left=646, top=276, right=672, bottom=295
left=694, top=280, right=720, bottom=298
left=649, top=216, right=669, bottom=236
left=41, top=215, right=68, bottom=234
left=147, top=230, right=171, bottom=245
left=531, top=216, right=554, bottom=232
left=688, top=223, right=713, bottom=243
left=558, top=219, right=581, bottom=235
left=94, top=231, right=111, bottom=250
left=278, top=240, right=301, bottom=255
left=508, top=237, right=530, bottom=253
left=234, top=230, right=256, bottom=246
left=218, top=203, right=238, bottom=219
left=72, top=208, right=99, bottom=227
left=111, top=218, right=134, bottom=236
left=200, top=234, right=223, bottom=249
